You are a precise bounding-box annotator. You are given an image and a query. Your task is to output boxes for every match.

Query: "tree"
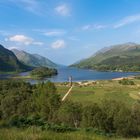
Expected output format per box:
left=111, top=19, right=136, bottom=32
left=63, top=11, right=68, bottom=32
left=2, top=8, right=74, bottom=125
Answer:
left=82, top=103, right=101, bottom=128
left=100, top=100, right=123, bottom=133
left=114, top=105, right=134, bottom=137
left=57, top=101, right=82, bottom=128
left=37, top=81, right=61, bottom=121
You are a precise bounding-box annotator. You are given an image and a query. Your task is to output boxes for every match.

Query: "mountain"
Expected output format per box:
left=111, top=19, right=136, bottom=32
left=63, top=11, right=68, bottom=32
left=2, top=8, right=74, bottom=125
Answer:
left=71, top=43, right=140, bottom=72
left=12, top=49, right=57, bottom=68
left=0, top=44, right=32, bottom=72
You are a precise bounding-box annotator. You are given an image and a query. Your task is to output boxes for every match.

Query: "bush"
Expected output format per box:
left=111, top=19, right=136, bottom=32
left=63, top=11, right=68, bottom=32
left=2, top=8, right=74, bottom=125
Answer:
left=8, top=115, right=45, bottom=128
left=43, top=123, right=77, bottom=132
left=119, top=79, right=135, bottom=85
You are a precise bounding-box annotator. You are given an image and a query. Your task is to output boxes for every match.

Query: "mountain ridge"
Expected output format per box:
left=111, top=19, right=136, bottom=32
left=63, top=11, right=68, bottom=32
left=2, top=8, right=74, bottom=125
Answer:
left=71, top=42, right=140, bottom=72
left=12, top=49, right=57, bottom=68
left=0, top=44, right=32, bottom=72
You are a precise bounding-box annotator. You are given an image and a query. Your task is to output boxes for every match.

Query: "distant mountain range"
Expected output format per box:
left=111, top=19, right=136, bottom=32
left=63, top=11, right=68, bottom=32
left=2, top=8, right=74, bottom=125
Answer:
left=2, top=42, right=140, bottom=73
left=0, top=44, right=32, bottom=72
left=71, top=42, right=140, bottom=72
left=12, top=49, right=57, bottom=68
left=0, top=44, right=58, bottom=73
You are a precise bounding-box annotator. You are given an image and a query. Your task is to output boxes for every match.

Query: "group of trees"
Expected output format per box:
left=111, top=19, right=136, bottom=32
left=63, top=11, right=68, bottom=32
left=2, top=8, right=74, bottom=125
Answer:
left=0, top=80, right=140, bottom=138
left=93, top=64, right=140, bottom=72
left=30, top=67, right=58, bottom=78
left=75, top=64, right=140, bottom=72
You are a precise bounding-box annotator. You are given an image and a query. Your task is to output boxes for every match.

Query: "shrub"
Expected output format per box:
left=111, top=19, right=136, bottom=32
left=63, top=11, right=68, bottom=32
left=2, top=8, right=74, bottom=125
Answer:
left=119, top=79, right=135, bottom=85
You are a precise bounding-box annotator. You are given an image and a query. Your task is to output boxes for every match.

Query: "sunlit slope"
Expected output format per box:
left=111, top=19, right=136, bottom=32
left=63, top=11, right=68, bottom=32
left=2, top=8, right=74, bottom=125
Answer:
left=71, top=43, right=140, bottom=71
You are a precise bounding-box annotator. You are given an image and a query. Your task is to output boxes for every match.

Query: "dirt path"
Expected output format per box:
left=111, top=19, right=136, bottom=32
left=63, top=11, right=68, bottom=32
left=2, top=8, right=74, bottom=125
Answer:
left=62, top=86, right=73, bottom=101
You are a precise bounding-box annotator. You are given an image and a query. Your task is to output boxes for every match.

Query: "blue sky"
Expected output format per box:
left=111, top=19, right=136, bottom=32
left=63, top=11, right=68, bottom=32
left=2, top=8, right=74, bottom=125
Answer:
left=1, top=0, right=140, bottom=65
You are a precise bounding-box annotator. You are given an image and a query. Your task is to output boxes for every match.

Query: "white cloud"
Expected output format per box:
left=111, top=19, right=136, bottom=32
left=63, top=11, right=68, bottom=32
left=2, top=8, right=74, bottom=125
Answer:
left=94, top=25, right=106, bottom=30
left=82, top=25, right=91, bottom=30
left=8, top=35, right=43, bottom=46
left=33, top=29, right=66, bottom=37
left=114, top=14, right=140, bottom=28
left=82, top=24, right=106, bottom=31
left=0, top=30, right=10, bottom=36
left=51, top=40, right=65, bottom=49
left=68, top=36, right=79, bottom=41
left=8, top=46, right=20, bottom=50
left=55, top=4, right=70, bottom=16
left=9, top=35, right=33, bottom=45
left=7, top=0, right=47, bottom=16
left=44, top=30, right=66, bottom=37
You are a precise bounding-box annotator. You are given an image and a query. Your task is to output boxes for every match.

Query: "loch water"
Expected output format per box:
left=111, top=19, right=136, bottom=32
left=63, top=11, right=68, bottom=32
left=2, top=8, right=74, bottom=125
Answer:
left=1, top=67, right=139, bottom=84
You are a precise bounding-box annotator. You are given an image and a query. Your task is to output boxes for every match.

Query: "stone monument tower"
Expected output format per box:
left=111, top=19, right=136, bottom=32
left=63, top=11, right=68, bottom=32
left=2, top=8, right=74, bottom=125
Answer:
left=69, top=76, right=72, bottom=87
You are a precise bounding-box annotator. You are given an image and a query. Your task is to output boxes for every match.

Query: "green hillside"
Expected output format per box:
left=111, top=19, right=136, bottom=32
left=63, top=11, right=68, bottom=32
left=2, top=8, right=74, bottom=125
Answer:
left=0, top=44, right=32, bottom=73
left=12, top=49, right=57, bottom=68
left=71, top=43, right=140, bottom=71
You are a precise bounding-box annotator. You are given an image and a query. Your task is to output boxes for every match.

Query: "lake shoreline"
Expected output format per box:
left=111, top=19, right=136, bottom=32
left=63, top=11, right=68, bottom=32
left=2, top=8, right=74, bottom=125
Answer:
left=0, top=67, right=140, bottom=83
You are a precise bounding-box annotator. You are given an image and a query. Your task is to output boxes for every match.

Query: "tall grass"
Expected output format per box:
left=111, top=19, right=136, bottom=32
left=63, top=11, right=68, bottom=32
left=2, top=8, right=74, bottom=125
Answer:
left=0, top=127, right=139, bottom=140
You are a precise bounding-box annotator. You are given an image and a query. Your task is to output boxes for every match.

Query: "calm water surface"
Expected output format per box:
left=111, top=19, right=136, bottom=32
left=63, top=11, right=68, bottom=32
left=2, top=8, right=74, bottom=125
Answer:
left=10, top=67, right=140, bottom=84
left=0, top=67, right=139, bottom=84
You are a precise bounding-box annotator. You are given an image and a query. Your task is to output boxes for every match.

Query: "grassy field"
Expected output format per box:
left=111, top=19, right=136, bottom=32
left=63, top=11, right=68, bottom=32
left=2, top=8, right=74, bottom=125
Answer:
left=56, top=79, right=140, bottom=106
left=0, top=127, right=140, bottom=140
left=1, top=78, right=140, bottom=140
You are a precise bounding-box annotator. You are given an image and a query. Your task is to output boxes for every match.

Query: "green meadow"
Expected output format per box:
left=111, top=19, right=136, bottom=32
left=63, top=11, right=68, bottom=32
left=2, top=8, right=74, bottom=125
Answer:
left=57, top=79, right=140, bottom=106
